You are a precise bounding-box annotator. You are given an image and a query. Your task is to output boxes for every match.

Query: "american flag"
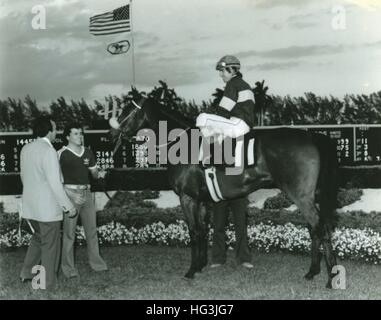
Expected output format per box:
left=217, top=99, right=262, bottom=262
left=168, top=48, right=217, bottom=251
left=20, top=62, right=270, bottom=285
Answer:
left=89, top=4, right=131, bottom=36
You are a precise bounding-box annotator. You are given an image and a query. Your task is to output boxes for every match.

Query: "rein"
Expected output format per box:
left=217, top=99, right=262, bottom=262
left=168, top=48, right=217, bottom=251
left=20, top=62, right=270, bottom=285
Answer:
left=119, top=107, right=139, bottom=126
left=112, top=102, right=142, bottom=155
left=113, top=97, right=195, bottom=155
left=156, top=126, right=192, bottom=148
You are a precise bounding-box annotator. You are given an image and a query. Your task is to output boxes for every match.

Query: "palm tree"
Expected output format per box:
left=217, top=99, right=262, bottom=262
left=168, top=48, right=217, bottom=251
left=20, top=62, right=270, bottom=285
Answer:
left=209, top=88, right=224, bottom=115
left=210, top=88, right=224, bottom=109
left=253, top=80, right=272, bottom=126
left=149, top=81, right=182, bottom=110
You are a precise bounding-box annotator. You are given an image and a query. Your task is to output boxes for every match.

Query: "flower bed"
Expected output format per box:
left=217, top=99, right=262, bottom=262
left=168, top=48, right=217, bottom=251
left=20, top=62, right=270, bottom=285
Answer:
left=1, top=220, right=380, bottom=264
left=1, top=190, right=380, bottom=264
left=2, top=189, right=380, bottom=234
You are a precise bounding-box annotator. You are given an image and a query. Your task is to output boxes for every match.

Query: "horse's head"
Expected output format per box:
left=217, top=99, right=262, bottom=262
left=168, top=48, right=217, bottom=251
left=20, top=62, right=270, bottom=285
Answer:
left=108, top=96, right=191, bottom=154
left=108, top=97, right=149, bottom=154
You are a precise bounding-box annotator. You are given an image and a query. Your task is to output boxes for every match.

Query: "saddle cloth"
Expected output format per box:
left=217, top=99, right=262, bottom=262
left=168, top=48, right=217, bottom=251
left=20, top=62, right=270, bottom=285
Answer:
left=201, top=131, right=256, bottom=202
left=204, top=166, right=225, bottom=202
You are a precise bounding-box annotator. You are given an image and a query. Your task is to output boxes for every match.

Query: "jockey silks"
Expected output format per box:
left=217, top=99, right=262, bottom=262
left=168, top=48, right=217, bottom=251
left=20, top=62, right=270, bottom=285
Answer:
left=217, top=75, right=255, bottom=129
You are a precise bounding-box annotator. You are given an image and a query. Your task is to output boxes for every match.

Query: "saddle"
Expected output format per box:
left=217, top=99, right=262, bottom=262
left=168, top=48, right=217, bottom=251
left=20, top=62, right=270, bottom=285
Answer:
left=199, top=130, right=256, bottom=169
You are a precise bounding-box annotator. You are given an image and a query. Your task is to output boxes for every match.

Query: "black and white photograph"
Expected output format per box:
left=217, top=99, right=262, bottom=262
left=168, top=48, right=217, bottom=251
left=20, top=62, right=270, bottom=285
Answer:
left=0, top=0, right=381, bottom=302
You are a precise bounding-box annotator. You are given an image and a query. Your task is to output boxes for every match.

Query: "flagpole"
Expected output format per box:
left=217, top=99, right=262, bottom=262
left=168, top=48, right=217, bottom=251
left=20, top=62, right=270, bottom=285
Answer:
left=130, top=0, right=136, bottom=87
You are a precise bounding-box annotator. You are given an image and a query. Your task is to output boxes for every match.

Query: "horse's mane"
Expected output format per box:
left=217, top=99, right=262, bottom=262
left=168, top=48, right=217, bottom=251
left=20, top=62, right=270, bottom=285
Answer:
left=147, top=98, right=195, bottom=129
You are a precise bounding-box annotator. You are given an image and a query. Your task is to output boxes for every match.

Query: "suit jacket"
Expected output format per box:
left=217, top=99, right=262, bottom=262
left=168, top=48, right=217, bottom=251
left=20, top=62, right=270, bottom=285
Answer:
left=20, top=137, right=74, bottom=222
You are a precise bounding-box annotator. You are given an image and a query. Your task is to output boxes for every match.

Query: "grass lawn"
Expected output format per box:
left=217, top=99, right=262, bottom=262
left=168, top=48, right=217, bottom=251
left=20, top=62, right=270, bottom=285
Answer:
left=0, top=245, right=380, bottom=300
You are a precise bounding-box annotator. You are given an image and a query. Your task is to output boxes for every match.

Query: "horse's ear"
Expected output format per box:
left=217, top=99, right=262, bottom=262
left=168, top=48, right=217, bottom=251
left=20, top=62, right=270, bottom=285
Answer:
left=131, top=100, right=142, bottom=109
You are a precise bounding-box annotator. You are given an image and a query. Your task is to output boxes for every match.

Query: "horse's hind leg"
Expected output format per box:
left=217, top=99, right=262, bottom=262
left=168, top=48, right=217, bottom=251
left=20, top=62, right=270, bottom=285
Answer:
left=296, top=198, right=337, bottom=287
left=321, top=223, right=338, bottom=288
left=291, top=197, right=322, bottom=280
left=305, top=223, right=322, bottom=280
left=306, top=216, right=337, bottom=288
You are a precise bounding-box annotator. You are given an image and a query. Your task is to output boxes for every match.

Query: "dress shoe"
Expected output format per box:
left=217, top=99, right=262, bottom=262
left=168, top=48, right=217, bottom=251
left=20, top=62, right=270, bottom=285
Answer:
left=62, top=268, right=80, bottom=278
left=241, top=262, right=254, bottom=269
left=67, top=273, right=79, bottom=279
left=20, top=277, right=33, bottom=283
left=210, top=263, right=223, bottom=268
left=62, top=271, right=79, bottom=279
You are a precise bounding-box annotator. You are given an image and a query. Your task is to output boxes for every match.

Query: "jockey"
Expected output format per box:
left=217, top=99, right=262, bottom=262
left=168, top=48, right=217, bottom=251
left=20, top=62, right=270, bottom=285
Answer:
left=196, top=55, right=255, bottom=140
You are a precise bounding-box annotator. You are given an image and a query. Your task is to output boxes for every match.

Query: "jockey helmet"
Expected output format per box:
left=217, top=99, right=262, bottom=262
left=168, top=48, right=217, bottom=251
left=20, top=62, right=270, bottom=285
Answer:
left=216, top=55, right=241, bottom=71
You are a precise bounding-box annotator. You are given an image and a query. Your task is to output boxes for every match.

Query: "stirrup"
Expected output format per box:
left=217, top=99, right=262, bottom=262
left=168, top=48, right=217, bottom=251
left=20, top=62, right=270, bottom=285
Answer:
left=201, top=155, right=212, bottom=168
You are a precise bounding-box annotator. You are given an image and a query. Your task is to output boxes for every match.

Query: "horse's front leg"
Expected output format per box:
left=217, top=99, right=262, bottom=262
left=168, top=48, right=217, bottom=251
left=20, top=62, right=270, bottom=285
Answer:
left=180, top=195, right=206, bottom=279
left=197, top=203, right=210, bottom=272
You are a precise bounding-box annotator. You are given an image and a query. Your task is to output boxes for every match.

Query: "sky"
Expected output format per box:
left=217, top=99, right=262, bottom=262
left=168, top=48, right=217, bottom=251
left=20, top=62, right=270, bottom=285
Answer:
left=1, top=0, right=381, bottom=107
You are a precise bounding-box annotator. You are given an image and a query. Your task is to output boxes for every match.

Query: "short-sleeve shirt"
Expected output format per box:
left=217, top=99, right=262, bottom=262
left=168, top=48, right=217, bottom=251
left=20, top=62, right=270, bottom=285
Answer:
left=58, top=146, right=97, bottom=185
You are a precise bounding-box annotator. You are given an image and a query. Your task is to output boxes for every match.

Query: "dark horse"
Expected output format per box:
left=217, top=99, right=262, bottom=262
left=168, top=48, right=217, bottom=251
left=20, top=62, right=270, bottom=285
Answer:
left=109, top=97, right=339, bottom=288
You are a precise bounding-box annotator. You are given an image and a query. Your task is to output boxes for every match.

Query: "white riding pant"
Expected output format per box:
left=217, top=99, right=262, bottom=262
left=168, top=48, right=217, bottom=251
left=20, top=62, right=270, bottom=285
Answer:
left=196, top=113, right=250, bottom=139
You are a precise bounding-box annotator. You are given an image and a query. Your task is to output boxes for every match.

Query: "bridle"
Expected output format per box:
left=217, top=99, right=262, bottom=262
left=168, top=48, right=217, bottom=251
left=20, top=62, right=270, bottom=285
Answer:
left=111, top=98, right=145, bottom=155
left=101, top=98, right=146, bottom=200
left=111, top=96, right=193, bottom=154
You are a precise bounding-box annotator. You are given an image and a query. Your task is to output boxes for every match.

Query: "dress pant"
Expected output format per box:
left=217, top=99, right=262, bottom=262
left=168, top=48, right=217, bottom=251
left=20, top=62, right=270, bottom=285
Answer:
left=212, top=197, right=251, bottom=264
left=61, top=190, right=107, bottom=277
left=20, top=220, right=61, bottom=290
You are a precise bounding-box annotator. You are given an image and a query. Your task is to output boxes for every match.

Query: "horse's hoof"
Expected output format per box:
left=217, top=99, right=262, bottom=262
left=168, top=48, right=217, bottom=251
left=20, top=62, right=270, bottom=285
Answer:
left=304, top=272, right=316, bottom=280
left=326, top=281, right=333, bottom=289
left=183, top=276, right=193, bottom=282
left=304, top=267, right=320, bottom=280
left=195, top=265, right=205, bottom=273
left=184, top=272, right=195, bottom=280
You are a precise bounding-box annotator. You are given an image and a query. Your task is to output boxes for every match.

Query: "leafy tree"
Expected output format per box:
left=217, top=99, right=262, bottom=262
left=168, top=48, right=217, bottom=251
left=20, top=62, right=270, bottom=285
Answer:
left=24, top=95, right=42, bottom=122
left=8, top=98, right=29, bottom=131
left=78, top=99, right=99, bottom=128
left=1, top=87, right=381, bottom=131
left=50, top=97, right=76, bottom=130
left=0, top=100, right=11, bottom=131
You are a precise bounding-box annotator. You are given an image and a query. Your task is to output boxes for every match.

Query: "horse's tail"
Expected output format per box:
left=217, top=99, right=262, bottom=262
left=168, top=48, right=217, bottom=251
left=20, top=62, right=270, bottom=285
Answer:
left=314, top=133, right=339, bottom=229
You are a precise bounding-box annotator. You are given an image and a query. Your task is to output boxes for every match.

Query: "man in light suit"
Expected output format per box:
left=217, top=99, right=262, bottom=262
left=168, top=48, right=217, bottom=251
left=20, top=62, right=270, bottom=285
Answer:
left=19, top=116, right=77, bottom=290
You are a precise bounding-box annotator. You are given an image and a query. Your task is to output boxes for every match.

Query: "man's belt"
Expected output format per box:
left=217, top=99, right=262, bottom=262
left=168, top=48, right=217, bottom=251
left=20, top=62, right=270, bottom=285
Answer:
left=64, top=184, right=91, bottom=190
